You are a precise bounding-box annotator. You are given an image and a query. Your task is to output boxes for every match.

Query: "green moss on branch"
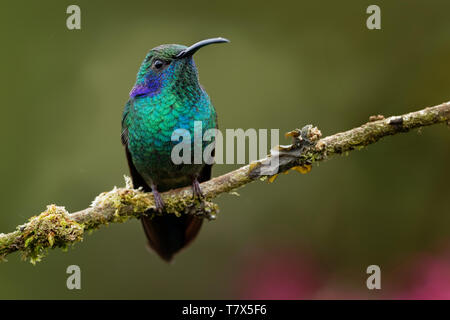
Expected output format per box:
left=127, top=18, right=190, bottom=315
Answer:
left=0, top=101, right=449, bottom=263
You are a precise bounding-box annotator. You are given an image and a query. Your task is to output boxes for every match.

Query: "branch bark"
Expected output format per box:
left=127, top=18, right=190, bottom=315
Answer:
left=1, top=101, right=449, bottom=263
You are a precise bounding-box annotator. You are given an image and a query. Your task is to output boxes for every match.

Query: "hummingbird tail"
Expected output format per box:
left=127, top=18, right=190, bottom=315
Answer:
left=141, top=213, right=203, bottom=262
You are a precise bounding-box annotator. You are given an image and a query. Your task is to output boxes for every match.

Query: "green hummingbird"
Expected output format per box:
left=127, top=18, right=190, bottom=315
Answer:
left=121, top=37, right=229, bottom=261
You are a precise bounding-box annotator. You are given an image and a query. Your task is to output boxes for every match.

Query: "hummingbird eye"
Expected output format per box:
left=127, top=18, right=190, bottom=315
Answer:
left=152, top=59, right=165, bottom=70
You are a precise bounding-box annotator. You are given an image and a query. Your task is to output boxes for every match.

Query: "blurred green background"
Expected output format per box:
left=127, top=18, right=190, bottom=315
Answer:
left=0, top=0, right=449, bottom=299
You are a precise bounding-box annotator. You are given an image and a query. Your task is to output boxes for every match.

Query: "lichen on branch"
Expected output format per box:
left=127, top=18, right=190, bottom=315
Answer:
left=0, top=101, right=449, bottom=263
left=0, top=205, right=83, bottom=264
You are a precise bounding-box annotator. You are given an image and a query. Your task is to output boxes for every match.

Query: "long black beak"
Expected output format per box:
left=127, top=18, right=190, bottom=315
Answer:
left=176, top=37, right=230, bottom=59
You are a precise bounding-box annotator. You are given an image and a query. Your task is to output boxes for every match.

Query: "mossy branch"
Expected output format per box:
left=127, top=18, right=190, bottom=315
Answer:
left=1, top=101, right=449, bottom=263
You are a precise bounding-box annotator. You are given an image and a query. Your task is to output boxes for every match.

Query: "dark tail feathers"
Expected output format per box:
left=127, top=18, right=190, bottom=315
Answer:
left=141, top=213, right=203, bottom=262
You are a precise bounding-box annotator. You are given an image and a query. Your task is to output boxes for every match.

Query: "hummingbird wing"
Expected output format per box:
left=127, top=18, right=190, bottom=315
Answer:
left=121, top=101, right=152, bottom=191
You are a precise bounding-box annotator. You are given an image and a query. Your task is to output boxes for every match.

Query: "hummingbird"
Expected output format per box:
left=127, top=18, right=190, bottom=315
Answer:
left=121, top=37, right=229, bottom=262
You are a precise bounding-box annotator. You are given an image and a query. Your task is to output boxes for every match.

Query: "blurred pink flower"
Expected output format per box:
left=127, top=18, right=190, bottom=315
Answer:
left=394, top=251, right=450, bottom=300
left=235, top=247, right=323, bottom=299
left=314, top=284, right=367, bottom=300
left=234, top=244, right=450, bottom=300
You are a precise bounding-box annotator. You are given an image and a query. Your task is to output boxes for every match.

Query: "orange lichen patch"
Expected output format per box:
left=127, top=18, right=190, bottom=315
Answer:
left=284, top=130, right=300, bottom=139
left=268, top=174, right=278, bottom=183
left=291, top=165, right=312, bottom=174
left=248, top=161, right=261, bottom=172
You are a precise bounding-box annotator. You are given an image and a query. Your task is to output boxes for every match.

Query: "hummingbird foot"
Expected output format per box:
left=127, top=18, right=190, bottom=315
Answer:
left=192, top=178, right=204, bottom=200
left=151, top=185, right=165, bottom=212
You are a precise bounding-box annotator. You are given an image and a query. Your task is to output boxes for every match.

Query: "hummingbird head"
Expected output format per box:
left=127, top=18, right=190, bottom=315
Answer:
left=130, top=37, right=229, bottom=98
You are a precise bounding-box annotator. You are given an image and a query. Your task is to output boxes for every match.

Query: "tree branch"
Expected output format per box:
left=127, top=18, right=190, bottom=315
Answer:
left=1, top=101, right=449, bottom=263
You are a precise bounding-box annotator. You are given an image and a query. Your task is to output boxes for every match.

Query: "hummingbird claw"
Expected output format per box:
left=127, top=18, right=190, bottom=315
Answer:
left=192, top=178, right=204, bottom=200
left=151, top=186, right=165, bottom=212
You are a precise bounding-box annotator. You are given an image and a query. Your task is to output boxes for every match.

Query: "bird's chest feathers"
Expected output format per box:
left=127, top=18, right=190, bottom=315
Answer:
left=127, top=95, right=215, bottom=169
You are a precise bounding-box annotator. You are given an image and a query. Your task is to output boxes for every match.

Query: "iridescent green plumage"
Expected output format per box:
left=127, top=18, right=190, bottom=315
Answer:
left=121, top=38, right=228, bottom=261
